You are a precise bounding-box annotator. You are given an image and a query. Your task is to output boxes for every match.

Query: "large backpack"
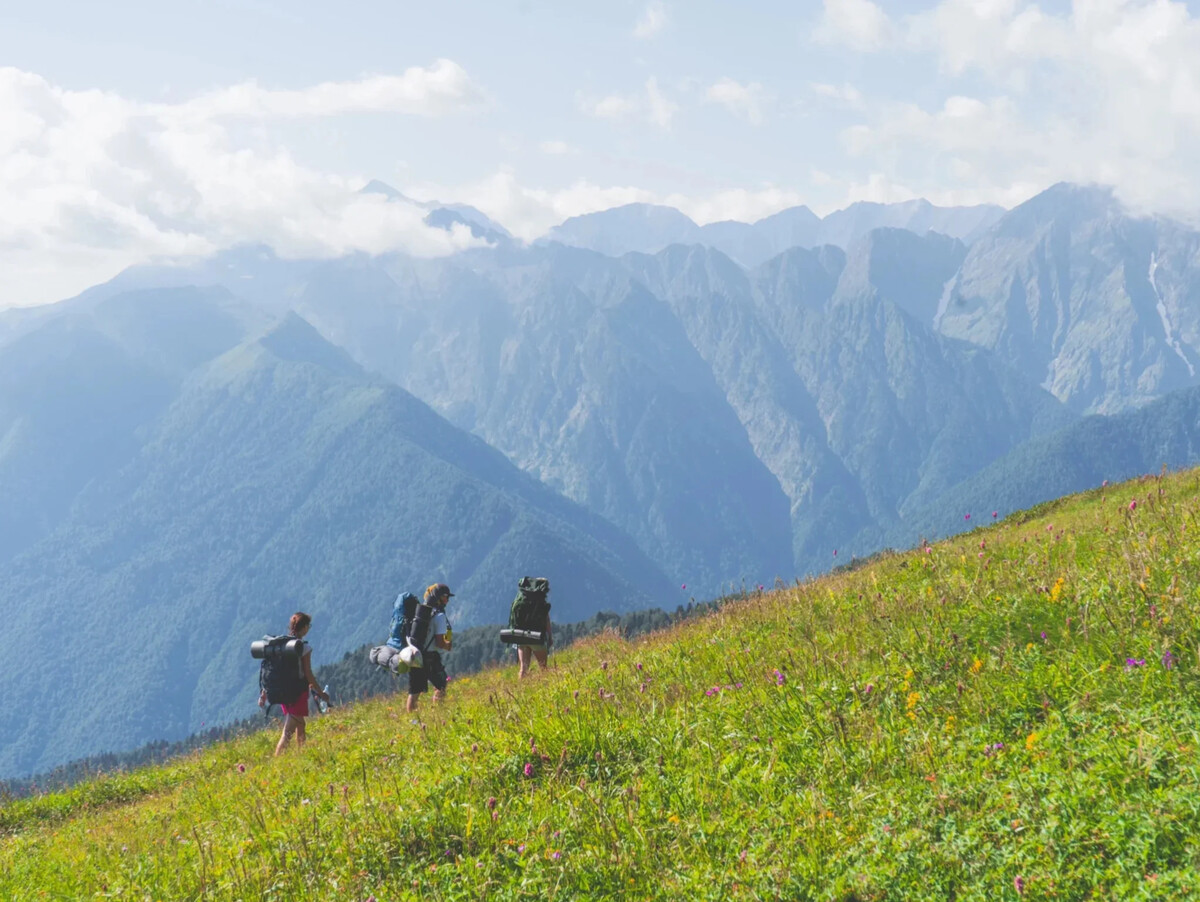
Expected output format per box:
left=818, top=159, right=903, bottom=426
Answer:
left=500, top=577, right=551, bottom=646
left=252, top=635, right=308, bottom=708
left=387, top=592, right=420, bottom=650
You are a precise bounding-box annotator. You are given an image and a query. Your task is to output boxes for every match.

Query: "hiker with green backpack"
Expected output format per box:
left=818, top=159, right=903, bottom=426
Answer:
left=500, top=577, right=553, bottom=678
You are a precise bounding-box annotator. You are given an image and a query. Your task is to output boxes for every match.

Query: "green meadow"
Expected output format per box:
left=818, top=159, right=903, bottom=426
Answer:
left=4, top=470, right=1200, bottom=901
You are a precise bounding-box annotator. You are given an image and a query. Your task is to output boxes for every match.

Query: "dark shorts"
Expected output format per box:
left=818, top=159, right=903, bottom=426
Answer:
left=407, top=651, right=447, bottom=696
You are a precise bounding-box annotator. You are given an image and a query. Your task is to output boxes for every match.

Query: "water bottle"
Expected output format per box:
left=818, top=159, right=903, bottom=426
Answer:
left=313, top=684, right=330, bottom=714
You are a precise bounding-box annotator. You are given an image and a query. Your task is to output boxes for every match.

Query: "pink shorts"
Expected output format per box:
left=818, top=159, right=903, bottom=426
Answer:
left=280, top=694, right=309, bottom=718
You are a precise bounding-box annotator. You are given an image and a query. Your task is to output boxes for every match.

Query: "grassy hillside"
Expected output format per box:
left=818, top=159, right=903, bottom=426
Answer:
left=4, top=469, right=1200, bottom=899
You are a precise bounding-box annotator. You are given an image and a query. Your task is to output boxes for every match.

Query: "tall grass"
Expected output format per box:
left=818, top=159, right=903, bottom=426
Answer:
left=4, top=470, right=1200, bottom=900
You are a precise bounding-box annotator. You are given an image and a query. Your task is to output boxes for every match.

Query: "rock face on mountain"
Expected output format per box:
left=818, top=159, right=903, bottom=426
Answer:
left=937, top=184, right=1200, bottom=414
left=0, top=292, right=675, bottom=778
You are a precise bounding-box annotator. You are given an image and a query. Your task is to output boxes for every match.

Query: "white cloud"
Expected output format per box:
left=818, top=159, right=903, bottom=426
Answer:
left=814, top=0, right=894, bottom=51
left=810, top=82, right=864, bottom=109
left=170, top=59, right=483, bottom=120
left=577, top=77, right=678, bottom=130
left=644, top=77, right=678, bottom=129
left=633, top=2, right=668, bottom=39
left=0, top=64, right=486, bottom=307
left=539, top=140, right=575, bottom=155
left=705, top=78, right=767, bottom=125
left=836, top=0, right=1200, bottom=217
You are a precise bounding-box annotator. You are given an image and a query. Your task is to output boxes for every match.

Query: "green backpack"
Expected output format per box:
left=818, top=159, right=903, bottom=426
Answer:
left=500, top=577, right=551, bottom=646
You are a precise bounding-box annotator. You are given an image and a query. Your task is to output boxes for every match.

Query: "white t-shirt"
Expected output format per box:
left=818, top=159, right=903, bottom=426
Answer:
left=425, top=612, right=448, bottom=650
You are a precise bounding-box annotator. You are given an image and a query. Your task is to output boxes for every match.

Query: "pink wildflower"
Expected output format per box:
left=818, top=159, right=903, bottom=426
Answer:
left=523, top=763, right=534, bottom=778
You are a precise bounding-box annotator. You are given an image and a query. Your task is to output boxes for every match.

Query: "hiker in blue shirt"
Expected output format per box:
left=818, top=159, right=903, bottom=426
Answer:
left=407, top=583, right=453, bottom=714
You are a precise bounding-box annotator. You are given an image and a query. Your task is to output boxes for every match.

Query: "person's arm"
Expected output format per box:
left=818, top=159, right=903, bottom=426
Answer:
left=545, top=613, right=552, bottom=647
left=302, top=651, right=329, bottom=701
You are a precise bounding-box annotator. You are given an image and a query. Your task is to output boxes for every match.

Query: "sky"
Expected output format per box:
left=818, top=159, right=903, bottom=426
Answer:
left=3, top=0, right=1200, bottom=306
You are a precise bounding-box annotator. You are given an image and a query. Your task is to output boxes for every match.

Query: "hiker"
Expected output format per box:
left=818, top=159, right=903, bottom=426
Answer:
left=257, top=611, right=329, bottom=755
left=502, top=577, right=553, bottom=679
left=406, top=583, right=453, bottom=714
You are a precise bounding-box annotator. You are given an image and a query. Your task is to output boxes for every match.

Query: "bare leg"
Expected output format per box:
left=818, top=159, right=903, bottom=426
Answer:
left=517, top=646, right=531, bottom=678
left=406, top=694, right=419, bottom=714
left=294, top=719, right=307, bottom=749
left=275, top=715, right=299, bottom=755
left=432, top=688, right=445, bottom=705
left=533, top=648, right=548, bottom=671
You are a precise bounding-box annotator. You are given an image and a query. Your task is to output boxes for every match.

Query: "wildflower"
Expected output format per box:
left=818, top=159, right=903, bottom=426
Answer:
left=1014, top=875, right=1025, bottom=895
left=992, top=511, right=998, bottom=518
left=681, top=583, right=686, bottom=590
left=1129, top=500, right=1138, bottom=511
left=964, top=513, right=971, bottom=520
left=471, top=743, right=478, bottom=753
left=978, top=552, right=984, bottom=558
left=1102, top=480, right=1108, bottom=487
left=1025, top=732, right=1038, bottom=751
left=1125, top=657, right=1146, bottom=669
left=970, top=659, right=983, bottom=674
left=551, top=850, right=562, bottom=860
left=1163, top=650, right=1176, bottom=670
left=757, top=584, right=764, bottom=591
left=979, top=540, right=986, bottom=549
left=639, top=683, right=647, bottom=693
left=523, top=763, right=534, bottom=778
left=774, top=669, right=786, bottom=686
left=236, top=763, right=246, bottom=773
left=601, top=660, right=608, bottom=671
left=517, top=844, right=526, bottom=854
left=636, top=662, right=643, bottom=671
left=445, top=849, right=454, bottom=858
left=553, top=830, right=561, bottom=839
left=925, top=546, right=932, bottom=554
left=487, top=797, right=497, bottom=810
left=573, top=690, right=579, bottom=700
left=863, top=683, right=874, bottom=695
left=833, top=549, right=837, bottom=556
left=530, top=737, right=537, bottom=751
left=1040, top=631, right=1047, bottom=640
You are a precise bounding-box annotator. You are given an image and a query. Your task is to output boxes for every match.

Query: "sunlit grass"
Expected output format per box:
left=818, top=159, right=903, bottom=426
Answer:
left=4, top=470, right=1200, bottom=899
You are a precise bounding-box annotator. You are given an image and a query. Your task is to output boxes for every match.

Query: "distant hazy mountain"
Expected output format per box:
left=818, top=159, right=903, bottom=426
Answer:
left=627, top=236, right=1069, bottom=568
left=294, top=245, right=798, bottom=594
left=892, top=383, right=1200, bottom=548
left=0, top=292, right=674, bottom=778
left=544, top=199, right=1004, bottom=267
left=236, top=235, right=1063, bottom=577
left=937, top=183, right=1200, bottom=414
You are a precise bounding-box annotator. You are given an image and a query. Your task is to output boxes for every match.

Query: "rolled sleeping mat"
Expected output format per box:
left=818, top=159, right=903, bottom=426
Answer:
left=250, top=637, right=305, bottom=660
left=500, top=628, right=548, bottom=647
left=368, top=645, right=407, bottom=674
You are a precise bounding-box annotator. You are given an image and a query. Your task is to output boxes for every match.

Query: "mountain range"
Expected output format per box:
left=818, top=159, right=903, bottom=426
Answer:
left=6, top=181, right=1200, bottom=777
left=0, top=289, right=672, bottom=777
